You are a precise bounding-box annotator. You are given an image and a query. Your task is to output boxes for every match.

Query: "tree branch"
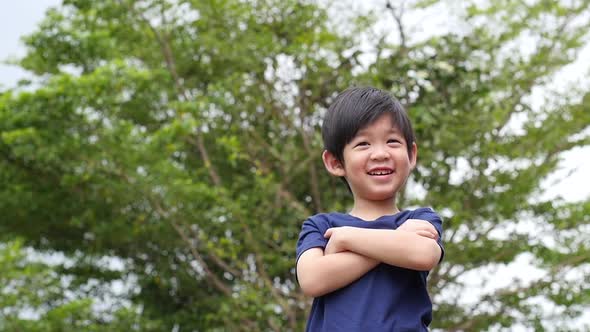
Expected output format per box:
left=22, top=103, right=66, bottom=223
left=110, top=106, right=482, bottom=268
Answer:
left=149, top=197, right=232, bottom=297
left=386, top=0, right=407, bottom=49
left=123, top=0, right=221, bottom=186
left=188, top=226, right=241, bottom=277
left=235, top=211, right=298, bottom=330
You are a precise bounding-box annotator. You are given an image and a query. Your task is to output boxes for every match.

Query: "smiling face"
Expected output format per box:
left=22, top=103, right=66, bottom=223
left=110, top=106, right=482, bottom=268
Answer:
left=323, top=113, right=417, bottom=209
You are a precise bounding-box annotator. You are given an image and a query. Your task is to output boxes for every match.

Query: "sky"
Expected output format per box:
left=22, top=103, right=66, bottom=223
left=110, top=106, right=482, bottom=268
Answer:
left=0, top=1, right=61, bottom=88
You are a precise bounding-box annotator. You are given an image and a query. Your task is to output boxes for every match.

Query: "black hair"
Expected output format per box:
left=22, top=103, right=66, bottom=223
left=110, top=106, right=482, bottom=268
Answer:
left=322, top=86, right=416, bottom=163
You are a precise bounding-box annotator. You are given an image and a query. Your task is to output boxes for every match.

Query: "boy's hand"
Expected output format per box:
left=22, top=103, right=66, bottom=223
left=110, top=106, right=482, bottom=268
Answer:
left=324, top=227, right=353, bottom=255
left=398, top=219, right=439, bottom=240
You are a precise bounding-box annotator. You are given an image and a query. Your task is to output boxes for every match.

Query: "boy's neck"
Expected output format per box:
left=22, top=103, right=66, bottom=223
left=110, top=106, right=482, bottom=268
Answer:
left=348, top=198, right=399, bottom=221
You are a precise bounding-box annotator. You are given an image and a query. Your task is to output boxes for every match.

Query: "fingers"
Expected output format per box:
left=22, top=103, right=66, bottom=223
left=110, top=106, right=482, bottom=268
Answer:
left=414, top=230, right=431, bottom=239
left=400, top=219, right=437, bottom=234
left=324, top=228, right=333, bottom=238
left=324, top=233, right=342, bottom=255
left=324, top=242, right=336, bottom=255
left=415, top=230, right=438, bottom=240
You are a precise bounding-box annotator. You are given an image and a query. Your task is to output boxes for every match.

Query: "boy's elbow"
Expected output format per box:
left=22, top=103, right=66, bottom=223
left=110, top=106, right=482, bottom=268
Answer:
left=413, top=257, right=437, bottom=271
left=298, top=267, right=333, bottom=297
left=300, top=282, right=323, bottom=298
left=297, top=248, right=327, bottom=297
left=413, top=241, right=441, bottom=271
left=298, top=275, right=327, bottom=297
left=297, top=264, right=324, bottom=297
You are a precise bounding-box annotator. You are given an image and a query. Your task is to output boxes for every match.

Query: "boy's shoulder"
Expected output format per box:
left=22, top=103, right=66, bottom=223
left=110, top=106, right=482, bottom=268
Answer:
left=303, top=212, right=345, bottom=226
left=408, top=207, right=441, bottom=221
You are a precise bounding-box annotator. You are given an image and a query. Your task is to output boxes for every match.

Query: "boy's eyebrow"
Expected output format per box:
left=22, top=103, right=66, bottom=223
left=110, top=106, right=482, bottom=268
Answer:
left=356, top=126, right=401, bottom=136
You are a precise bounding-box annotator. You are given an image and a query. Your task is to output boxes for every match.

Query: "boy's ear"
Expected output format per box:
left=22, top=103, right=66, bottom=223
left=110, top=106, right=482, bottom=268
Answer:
left=410, top=142, right=418, bottom=170
left=322, top=150, right=346, bottom=177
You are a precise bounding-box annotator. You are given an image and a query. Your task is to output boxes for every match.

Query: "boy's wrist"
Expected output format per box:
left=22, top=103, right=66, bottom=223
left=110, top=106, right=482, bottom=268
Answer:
left=341, top=226, right=358, bottom=251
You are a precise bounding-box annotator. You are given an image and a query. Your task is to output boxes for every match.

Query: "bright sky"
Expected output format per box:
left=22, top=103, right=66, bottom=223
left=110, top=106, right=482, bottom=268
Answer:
left=0, top=1, right=61, bottom=88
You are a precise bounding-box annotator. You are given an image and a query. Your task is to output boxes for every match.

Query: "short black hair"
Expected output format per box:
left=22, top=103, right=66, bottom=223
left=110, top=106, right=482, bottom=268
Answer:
left=322, top=86, right=416, bottom=163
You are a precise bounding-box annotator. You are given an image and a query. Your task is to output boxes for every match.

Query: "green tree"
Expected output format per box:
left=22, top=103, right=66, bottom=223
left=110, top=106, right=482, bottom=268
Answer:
left=2, top=0, right=353, bottom=330
left=0, top=240, right=162, bottom=331
left=0, top=0, right=589, bottom=330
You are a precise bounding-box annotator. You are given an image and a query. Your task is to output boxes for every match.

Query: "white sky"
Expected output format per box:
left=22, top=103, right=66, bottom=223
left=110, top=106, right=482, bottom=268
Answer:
left=0, top=1, right=61, bottom=88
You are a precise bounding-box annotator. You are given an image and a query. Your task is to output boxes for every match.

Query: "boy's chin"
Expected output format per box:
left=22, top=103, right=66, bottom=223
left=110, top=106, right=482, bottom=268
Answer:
left=363, top=191, right=397, bottom=202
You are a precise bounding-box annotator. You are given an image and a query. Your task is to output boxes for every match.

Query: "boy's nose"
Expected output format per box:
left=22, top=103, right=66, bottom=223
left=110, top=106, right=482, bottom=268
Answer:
left=370, top=146, right=390, bottom=160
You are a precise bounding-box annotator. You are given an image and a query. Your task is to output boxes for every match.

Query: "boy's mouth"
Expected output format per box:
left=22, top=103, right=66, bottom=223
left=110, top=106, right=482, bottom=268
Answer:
left=367, top=169, right=393, bottom=176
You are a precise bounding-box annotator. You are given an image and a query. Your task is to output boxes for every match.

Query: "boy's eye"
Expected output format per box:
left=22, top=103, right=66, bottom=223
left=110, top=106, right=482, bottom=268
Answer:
left=387, top=139, right=401, bottom=144
left=355, top=142, right=369, bottom=147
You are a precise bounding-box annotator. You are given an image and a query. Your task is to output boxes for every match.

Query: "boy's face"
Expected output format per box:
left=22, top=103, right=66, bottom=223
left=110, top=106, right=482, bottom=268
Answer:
left=323, top=113, right=417, bottom=204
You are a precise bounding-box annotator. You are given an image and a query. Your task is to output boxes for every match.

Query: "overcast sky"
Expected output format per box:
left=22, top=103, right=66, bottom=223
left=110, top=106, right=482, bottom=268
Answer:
left=0, top=0, right=588, bottom=203
left=0, top=1, right=60, bottom=87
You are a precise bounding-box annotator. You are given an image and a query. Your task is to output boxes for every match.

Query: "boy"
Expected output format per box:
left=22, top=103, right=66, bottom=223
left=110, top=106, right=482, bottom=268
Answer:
left=296, top=87, right=444, bottom=331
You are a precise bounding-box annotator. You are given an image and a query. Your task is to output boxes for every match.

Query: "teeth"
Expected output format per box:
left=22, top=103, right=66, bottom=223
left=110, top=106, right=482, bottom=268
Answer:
left=369, top=170, right=392, bottom=175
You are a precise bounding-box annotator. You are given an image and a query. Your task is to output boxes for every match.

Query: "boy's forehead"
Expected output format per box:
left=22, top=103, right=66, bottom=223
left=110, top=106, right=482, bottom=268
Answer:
left=356, top=116, right=401, bottom=135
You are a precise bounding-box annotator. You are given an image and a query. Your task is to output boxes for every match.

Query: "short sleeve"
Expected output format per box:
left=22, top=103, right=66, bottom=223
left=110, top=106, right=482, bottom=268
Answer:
left=295, top=215, right=330, bottom=263
left=411, top=207, right=445, bottom=262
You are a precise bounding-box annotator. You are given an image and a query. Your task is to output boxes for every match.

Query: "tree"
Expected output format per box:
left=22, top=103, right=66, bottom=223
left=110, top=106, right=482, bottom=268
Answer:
left=0, top=240, right=162, bottom=331
left=2, top=0, right=353, bottom=330
left=0, top=0, right=589, bottom=330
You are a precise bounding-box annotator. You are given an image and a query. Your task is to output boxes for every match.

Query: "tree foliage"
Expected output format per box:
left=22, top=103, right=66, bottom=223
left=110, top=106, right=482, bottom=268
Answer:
left=1, top=0, right=589, bottom=330
left=0, top=240, right=162, bottom=331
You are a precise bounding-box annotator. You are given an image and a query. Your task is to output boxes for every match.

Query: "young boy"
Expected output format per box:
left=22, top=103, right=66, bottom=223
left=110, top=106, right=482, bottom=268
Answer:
left=296, top=87, right=444, bottom=331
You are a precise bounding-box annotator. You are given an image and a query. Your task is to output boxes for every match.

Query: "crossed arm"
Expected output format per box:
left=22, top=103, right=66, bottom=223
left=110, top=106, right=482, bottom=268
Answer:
left=296, top=219, right=442, bottom=297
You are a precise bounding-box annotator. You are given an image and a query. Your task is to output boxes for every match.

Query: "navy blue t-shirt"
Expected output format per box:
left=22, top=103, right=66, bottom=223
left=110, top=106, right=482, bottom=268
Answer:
left=296, top=208, right=444, bottom=332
